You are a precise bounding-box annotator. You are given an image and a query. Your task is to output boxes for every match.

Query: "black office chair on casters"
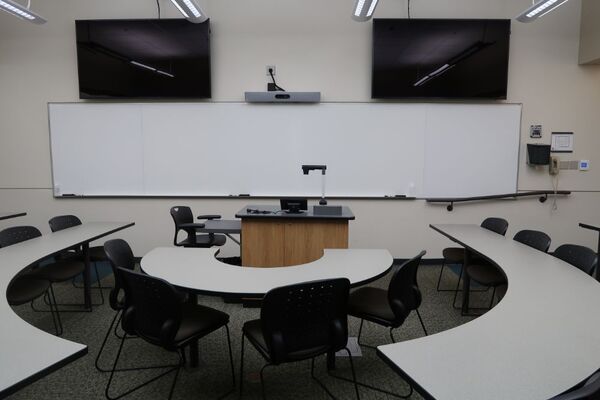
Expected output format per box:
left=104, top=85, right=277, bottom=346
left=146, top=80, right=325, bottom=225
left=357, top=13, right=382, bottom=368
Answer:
left=95, top=239, right=136, bottom=372
left=106, top=268, right=235, bottom=400
left=170, top=206, right=226, bottom=248
left=240, top=278, right=360, bottom=400
left=49, top=215, right=109, bottom=303
left=554, top=244, right=598, bottom=277
left=0, top=226, right=63, bottom=336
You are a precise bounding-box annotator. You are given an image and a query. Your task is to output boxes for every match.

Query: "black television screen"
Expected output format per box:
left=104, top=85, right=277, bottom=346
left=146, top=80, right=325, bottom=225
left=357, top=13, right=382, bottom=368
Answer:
left=372, top=19, right=511, bottom=100
left=75, top=19, right=211, bottom=99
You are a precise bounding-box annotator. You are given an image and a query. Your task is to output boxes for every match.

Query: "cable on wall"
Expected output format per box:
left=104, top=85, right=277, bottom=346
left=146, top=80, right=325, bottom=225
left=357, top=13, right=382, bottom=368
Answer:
left=407, top=0, right=411, bottom=19
left=156, top=0, right=161, bottom=18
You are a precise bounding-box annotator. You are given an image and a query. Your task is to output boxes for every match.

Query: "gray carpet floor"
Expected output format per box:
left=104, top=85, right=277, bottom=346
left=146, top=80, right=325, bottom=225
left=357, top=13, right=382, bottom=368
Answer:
left=7, top=263, right=493, bottom=400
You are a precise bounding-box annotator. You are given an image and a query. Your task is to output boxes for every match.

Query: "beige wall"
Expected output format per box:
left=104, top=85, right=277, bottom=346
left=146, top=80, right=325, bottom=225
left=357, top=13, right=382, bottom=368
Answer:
left=0, top=0, right=599, bottom=258
left=579, top=0, right=600, bottom=64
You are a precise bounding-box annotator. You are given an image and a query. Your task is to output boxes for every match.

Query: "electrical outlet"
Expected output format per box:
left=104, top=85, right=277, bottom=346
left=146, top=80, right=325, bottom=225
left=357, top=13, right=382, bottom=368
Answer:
left=266, top=65, right=276, bottom=76
left=530, top=125, right=542, bottom=138
left=549, top=156, right=560, bottom=175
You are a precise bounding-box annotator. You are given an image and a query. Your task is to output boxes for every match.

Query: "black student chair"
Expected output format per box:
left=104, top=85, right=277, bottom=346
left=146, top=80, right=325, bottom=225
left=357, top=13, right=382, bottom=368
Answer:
left=170, top=206, right=226, bottom=248
left=49, top=215, right=109, bottom=302
left=333, top=251, right=427, bottom=399
left=494, top=230, right=552, bottom=303
left=455, top=217, right=509, bottom=313
left=554, top=244, right=598, bottom=277
left=349, top=251, right=428, bottom=344
left=0, top=226, right=63, bottom=335
left=106, top=268, right=235, bottom=400
left=95, top=239, right=136, bottom=372
left=438, top=217, right=509, bottom=294
left=240, top=278, right=360, bottom=400
left=551, top=371, right=600, bottom=400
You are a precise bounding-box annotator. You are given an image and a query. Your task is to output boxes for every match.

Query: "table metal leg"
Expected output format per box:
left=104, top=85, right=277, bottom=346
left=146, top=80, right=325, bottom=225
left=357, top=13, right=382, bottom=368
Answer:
left=462, top=250, right=472, bottom=315
left=82, top=243, right=92, bottom=310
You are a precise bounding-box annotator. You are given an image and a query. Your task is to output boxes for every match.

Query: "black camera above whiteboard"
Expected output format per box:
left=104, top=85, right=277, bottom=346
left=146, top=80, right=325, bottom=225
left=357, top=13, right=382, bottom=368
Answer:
left=75, top=19, right=211, bottom=99
left=372, top=18, right=511, bottom=100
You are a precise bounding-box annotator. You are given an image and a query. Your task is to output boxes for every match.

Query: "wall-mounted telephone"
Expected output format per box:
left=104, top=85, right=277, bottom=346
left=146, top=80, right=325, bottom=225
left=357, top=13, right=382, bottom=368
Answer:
left=549, top=156, right=560, bottom=175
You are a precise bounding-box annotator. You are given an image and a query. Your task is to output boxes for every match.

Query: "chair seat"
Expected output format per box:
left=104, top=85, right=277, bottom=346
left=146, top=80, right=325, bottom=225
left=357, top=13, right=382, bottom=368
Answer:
left=177, top=234, right=227, bottom=248
left=465, top=263, right=506, bottom=287
left=7, top=277, right=50, bottom=306
left=348, top=287, right=396, bottom=327
left=172, top=303, right=229, bottom=348
left=242, top=319, right=330, bottom=364
left=30, top=258, right=85, bottom=282
left=89, top=246, right=108, bottom=262
left=496, top=284, right=508, bottom=301
left=442, top=247, right=464, bottom=264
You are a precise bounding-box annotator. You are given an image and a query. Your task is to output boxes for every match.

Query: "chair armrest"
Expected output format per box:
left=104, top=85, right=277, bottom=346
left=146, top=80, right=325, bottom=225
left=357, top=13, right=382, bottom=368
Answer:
left=197, top=214, right=221, bottom=220
left=179, top=223, right=205, bottom=230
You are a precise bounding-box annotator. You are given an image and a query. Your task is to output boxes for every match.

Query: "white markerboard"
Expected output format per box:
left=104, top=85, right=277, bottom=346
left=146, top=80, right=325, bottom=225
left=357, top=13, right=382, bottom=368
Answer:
left=48, top=102, right=521, bottom=198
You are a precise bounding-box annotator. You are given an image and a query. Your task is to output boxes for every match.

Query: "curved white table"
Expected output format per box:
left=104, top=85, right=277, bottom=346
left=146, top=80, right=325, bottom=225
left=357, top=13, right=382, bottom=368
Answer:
left=378, top=224, right=600, bottom=400
left=0, top=222, right=134, bottom=397
left=141, top=247, right=394, bottom=296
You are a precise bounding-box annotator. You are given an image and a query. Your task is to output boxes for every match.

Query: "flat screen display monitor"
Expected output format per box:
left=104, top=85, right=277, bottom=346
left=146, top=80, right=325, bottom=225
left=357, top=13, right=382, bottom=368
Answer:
left=372, top=19, right=511, bottom=100
left=75, top=19, right=211, bottom=99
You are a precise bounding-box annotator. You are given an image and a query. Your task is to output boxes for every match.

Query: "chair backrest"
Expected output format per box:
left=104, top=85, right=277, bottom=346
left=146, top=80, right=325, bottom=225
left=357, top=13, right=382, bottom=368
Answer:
left=118, top=268, right=183, bottom=348
left=260, top=278, right=350, bottom=364
left=513, top=230, right=551, bottom=253
left=104, top=239, right=136, bottom=311
left=169, top=206, right=194, bottom=246
left=48, top=215, right=82, bottom=232
left=551, top=371, right=600, bottom=400
left=387, top=250, right=426, bottom=326
left=554, top=244, right=598, bottom=277
left=481, top=217, right=509, bottom=236
left=0, top=226, right=42, bottom=248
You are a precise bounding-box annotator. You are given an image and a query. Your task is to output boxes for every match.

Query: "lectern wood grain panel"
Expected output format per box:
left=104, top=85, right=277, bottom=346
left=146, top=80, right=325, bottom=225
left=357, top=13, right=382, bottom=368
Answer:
left=237, top=206, right=355, bottom=268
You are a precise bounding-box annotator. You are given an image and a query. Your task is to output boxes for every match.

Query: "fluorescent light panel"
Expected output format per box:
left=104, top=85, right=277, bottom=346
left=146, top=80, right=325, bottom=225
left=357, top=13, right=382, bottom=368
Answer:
left=516, top=0, right=571, bottom=23
left=169, top=0, right=207, bottom=23
left=353, top=0, right=379, bottom=21
left=0, top=0, right=46, bottom=24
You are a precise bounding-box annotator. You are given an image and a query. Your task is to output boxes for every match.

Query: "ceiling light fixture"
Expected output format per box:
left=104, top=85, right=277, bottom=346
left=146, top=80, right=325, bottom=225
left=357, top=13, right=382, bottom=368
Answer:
left=0, top=0, right=46, bottom=24
left=516, top=0, right=571, bottom=23
left=352, top=0, right=379, bottom=22
left=169, top=0, right=208, bottom=23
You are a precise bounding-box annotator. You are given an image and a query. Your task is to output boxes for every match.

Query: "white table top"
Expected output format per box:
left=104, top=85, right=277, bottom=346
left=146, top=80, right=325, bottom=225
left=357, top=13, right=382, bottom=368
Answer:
left=0, top=222, right=134, bottom=397
left=378, top=224, right=600, bottom=400
left=141, top=247, right=393, bottom=296
left=0, top=212, right=26, bottom=221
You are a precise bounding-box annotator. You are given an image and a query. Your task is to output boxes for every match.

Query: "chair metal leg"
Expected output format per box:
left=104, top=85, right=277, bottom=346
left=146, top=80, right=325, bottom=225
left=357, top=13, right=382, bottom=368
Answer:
left=105, top=333, right=184, bottom=400
left=329, top=347, right=414, bottom=399
left=436, top=260, right=446, bottom=291
left=345, top=348, right=361, bottom=400
left=217, top=324, right=236, bottom=400
left=239, top=333, right=245, bottom=398
left=311, top=357, right=338, bottom=399
left=356, top=319, right=376, bottom=350
left=416, top=309, right=428, bottom=336
left=95, top=310, right=121, bottom=372
left=259, top=363, right=270, bottom=400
